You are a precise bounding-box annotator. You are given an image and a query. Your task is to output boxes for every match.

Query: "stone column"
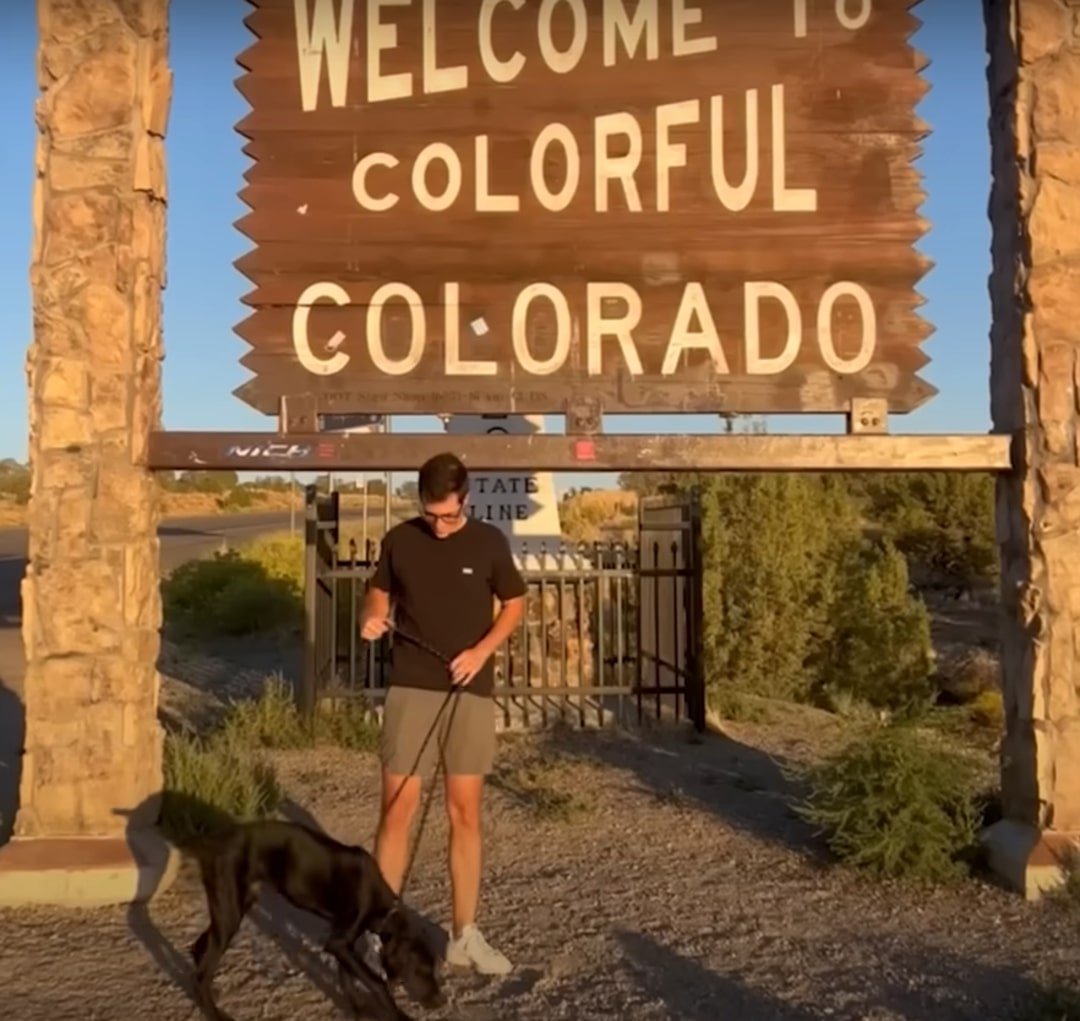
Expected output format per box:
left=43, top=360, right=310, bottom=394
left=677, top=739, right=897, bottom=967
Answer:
left=984, top=0, right=1080, bottom=897
left=0, top=0, right=175, bottom=906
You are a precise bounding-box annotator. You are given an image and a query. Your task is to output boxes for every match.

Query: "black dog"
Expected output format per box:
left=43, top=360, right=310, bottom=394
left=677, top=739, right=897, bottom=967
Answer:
left=187, top=819, right=444, bottom=1021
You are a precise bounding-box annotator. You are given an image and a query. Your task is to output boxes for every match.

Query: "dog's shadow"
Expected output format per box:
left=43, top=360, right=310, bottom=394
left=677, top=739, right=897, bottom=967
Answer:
left=124, top=792, right=434, bottom=1018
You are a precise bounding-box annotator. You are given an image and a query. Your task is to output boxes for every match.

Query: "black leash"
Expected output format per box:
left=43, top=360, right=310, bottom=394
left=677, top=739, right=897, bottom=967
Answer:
left=372, top=621, right=464, bottom=898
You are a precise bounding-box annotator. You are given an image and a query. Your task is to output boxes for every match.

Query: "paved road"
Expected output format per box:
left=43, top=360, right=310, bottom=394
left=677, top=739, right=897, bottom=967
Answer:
left=0, top=510, right=313, bottom=627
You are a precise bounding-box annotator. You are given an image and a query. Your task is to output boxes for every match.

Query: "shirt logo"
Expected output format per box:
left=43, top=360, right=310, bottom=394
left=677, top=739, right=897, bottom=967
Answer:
left=462, top=567, right=474, bottom=575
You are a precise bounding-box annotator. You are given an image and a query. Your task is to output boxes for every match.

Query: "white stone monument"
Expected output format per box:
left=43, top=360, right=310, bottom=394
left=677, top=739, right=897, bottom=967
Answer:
left=443, top=414, right=564, bottom=568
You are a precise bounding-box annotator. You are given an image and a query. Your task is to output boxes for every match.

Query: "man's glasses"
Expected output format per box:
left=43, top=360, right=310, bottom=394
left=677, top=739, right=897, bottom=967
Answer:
left=421, top=506, right=465, bottom=525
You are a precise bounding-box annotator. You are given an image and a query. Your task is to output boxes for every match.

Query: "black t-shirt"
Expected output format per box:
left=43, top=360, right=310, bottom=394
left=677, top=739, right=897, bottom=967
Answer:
left=369, top=517, right=527, bottom=697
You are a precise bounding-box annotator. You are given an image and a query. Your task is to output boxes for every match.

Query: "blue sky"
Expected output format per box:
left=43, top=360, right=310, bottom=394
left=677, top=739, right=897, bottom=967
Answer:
left=0, top=2, right=991, bottom=490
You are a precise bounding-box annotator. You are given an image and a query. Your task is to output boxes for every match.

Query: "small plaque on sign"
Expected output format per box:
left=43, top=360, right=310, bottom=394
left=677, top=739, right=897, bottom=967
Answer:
left=574, top=439, right=597, bottom=462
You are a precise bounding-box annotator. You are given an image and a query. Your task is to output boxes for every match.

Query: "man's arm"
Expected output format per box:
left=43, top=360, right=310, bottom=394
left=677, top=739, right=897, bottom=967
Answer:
left=360, top=537, right=393, bottom=640
left=360, top=584, right=392, bottom=640
left=476, top=595, right=525, bottom=660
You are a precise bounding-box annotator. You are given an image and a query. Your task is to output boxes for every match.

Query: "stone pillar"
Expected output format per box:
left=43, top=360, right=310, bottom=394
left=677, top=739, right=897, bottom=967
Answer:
left=984, top=0, right=1080, bottom=897
left=0, top=0, right=175, bottom=906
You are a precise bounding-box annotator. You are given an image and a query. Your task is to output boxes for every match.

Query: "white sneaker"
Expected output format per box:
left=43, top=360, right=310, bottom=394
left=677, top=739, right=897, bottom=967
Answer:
left=445, top=924, right=513, bottom=976
left=361, top=931, right=387, bottom=980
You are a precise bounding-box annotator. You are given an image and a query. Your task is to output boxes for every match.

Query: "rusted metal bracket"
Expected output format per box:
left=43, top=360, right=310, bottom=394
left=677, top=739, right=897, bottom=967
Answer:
left=279, top=394, right=319, bottom=434
left=565, top=395, right=603, bottom=435
left=847, top=398, right=889, bottom=435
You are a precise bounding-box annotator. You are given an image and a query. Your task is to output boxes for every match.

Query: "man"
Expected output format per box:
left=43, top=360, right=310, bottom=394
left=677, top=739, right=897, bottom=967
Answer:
left=360, top=452, right=526, bottom=976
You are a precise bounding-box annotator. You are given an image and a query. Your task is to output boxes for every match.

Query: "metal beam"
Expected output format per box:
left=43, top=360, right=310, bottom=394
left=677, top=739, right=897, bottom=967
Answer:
left=148, top=430, right=1014, bottom=474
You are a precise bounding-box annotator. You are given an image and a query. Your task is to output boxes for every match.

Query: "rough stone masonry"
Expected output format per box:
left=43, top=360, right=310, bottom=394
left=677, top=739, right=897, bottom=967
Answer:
left=986, top=0, right=1080, bottom=842
left=18, top=0, right=171, bottom=837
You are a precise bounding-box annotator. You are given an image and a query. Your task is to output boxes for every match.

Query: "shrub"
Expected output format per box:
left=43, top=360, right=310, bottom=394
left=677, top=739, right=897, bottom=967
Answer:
left=220, top=674, right=312, bottom=749
left=219, top=486, right=256, bottom=511
left=938, top=648, right=1000, bottom=705
left=242, top=533, right=305, bottom=590
left=219, top=674, right=379, bottom=752
left=0, top=460, right=30, bottom=505
left=560, top=490, right=637, bottom=543
left=160, top=730, right=282, bottom=845
left=848, top=472, right=998, bottom=591
left=816, top=542, right=935, bottom=713
left=491, top=754, right=594, bottom=821
left=969, top=688, right=1005, bottom=732
left=315, top=697, right=381, bottom=751
left=796, top=724, right=981, bottom=883
left=159, top=677, right=380, bottom=843
left=700, top=473, right=861, bottom=703
left=698, top=475, right=932, bottom=711
left=162, top=535, right=304, bottom=637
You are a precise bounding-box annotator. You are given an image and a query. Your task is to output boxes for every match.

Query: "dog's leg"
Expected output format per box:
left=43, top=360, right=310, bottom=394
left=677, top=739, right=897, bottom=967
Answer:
left=192, top=870, right=251, bottom=1021
left=326, top=937, right=415, bottom=1021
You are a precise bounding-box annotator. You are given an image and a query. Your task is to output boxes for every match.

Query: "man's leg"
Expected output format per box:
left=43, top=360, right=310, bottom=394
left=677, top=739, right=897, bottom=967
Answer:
left=441, top=693, right=510, bottom=975
left=445, top=773, right=484, bottom=935
left=375, top=769, right=421, bottom=893
left=375, top=687, right=437, bottom=891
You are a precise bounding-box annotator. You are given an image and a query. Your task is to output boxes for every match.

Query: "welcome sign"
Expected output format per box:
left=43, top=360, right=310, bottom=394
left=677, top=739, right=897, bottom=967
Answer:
left=234, top=0, right=932, bottom=417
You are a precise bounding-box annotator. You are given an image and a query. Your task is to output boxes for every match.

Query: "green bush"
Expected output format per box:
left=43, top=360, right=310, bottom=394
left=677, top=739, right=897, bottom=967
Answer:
left=159, top=676, right=379, bottom=844
left=796, top=724, right=981, bottom=883
left=220, top=674, right=312, bottom=748
left=697, top=475, right=933, bottom=711
left=700, top=474, right=860, bottom=703
left=848, top=472, right=998, bottom=590
left=243, top=533, right=305, bottom=589
left=162, top=535, right=304, bottom=637
left=220, top=674, right=379, bottom=752
left=160, top=729, right=282, bottom=845
left=816, top=542, right=935, bottom=713
left=0, top=459, right=30, bottom=504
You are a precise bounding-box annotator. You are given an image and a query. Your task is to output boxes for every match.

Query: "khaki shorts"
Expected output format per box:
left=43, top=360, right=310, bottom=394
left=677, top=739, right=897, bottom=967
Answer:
left=379, top=686, right=496, bottom=777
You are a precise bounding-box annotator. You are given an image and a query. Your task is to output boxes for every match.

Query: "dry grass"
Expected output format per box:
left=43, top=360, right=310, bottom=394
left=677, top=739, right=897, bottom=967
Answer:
left=490, top=743, right=596, bottom=822
left=0, top=489, right=410, bottom=528
left=560, top=489, right=637, bottom=543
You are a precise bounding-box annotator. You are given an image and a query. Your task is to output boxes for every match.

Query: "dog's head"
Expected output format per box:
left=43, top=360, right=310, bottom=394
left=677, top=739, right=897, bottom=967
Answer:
left=377, top=908, right=445, bottom=1010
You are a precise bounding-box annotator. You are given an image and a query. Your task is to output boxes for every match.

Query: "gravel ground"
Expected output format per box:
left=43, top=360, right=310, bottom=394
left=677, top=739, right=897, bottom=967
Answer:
left=1, top=699, right=1079, bottom=1021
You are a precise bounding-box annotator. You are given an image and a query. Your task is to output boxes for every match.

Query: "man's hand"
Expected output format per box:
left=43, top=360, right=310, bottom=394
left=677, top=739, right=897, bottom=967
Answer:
left=360, top=614, right=390, bottom=641
left=449, top=645, right=489, bottom=687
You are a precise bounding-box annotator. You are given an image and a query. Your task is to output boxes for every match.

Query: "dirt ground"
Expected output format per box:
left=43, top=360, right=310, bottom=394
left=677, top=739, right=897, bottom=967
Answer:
left=1, top=690, right=1079, bottom=1021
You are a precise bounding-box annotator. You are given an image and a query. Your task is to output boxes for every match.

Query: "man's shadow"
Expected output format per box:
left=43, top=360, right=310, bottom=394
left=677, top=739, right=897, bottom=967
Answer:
left=121, top=792, right=380, bottom=1017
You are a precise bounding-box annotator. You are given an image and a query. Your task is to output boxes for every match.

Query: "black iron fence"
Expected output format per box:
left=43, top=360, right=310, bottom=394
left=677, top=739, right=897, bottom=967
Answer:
left=301, top=485, right=705, bottom=731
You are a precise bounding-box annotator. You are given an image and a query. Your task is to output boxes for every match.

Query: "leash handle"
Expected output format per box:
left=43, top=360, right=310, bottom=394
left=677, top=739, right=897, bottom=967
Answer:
left=365, top=614, right=454, bottom=667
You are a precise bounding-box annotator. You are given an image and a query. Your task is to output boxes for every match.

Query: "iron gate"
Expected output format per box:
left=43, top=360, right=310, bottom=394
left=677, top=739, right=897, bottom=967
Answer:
left=301, top=485, right=705, bottom=731
left=636, top=492, right=706, bottom=730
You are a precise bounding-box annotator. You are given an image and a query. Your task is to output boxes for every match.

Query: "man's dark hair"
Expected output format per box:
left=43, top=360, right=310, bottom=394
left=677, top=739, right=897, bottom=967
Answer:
left=418, top=452, right=469, bottom=504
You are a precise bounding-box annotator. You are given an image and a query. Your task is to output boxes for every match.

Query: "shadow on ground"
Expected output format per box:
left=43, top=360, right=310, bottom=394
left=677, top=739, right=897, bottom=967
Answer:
left=533, top=721, right=826, bottom=858
left=616, top=928, right=817, bottom=1021
left=616, top=927, right=1075, bottom=1021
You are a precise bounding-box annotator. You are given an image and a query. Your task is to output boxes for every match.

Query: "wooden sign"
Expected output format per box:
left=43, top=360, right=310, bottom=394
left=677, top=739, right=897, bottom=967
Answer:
left=235, top=0, right=931, bottom=417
